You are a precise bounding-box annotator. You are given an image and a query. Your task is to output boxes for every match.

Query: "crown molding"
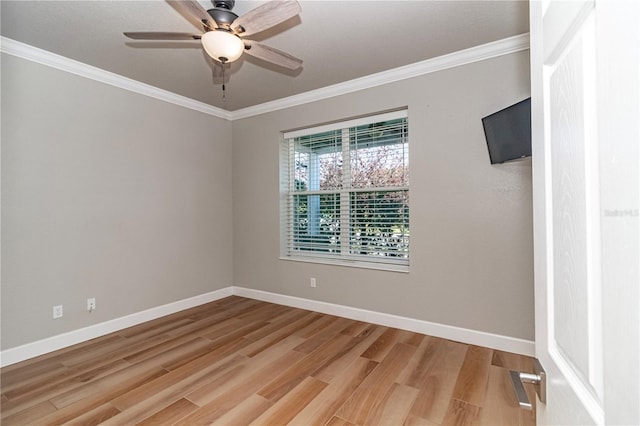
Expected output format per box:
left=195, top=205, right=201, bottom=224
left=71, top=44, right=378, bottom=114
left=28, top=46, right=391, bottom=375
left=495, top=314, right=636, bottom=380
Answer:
left=230, top=33, right=530, bottom=120
left=2, top=33, right=529, bottom=122
left=0, top=37, right=232, bottom=120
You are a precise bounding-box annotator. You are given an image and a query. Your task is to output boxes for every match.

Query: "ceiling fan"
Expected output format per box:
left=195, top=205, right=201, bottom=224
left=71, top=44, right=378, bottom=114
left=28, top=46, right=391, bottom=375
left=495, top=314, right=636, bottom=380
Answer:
left=124, top=0, right=303, bottom=70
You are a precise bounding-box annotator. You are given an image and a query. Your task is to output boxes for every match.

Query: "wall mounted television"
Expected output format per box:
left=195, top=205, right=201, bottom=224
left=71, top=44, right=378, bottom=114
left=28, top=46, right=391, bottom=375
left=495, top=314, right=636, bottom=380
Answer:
left=481, top=97, right=531, bottom=164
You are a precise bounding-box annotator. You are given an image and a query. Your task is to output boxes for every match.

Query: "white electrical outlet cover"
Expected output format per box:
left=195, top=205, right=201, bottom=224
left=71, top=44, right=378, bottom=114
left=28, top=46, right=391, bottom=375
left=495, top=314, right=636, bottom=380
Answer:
left=53, top=305, right=63, bottom=319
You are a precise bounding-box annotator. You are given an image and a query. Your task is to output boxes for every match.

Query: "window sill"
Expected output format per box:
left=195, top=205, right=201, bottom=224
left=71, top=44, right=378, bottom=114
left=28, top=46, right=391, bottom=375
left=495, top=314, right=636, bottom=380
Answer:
left=279, top=255, right=409, bottom=273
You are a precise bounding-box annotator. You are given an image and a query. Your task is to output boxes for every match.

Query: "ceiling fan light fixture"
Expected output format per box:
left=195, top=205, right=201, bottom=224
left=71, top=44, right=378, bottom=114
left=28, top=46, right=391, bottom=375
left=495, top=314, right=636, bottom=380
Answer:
left=201, top=30, right=244, bottom=63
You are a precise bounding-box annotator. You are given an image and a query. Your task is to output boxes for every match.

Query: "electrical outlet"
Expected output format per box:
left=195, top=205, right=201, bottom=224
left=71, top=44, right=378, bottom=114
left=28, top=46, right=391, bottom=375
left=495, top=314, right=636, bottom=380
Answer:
left=310, top=277, right=317, bottom=288
left=87, top=298, right=96, bottom=312
left=53, top=305, right=63, bottom=319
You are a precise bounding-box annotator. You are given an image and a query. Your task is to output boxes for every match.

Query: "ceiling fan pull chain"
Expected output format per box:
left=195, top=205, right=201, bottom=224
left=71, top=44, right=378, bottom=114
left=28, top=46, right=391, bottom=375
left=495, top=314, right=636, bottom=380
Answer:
left=221, top=58, right=227, bottom=100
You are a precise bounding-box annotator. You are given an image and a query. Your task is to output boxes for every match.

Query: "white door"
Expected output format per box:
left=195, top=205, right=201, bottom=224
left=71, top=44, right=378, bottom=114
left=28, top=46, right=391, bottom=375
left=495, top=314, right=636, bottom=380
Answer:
left=530, top=0, right=639, bottom=424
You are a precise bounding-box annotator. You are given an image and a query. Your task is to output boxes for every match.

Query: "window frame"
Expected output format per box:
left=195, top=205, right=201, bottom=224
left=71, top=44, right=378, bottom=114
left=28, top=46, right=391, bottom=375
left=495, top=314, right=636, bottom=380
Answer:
left=280, top=109, right=409, bottom=272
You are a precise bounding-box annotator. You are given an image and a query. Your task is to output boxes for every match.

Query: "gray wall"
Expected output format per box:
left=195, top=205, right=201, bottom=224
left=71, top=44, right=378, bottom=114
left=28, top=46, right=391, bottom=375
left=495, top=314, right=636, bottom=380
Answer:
left=232, top=50, right=534, bottom=340
left=1, top=54, right=233, bottom=349
left=1, top=48, right=534, bottom=351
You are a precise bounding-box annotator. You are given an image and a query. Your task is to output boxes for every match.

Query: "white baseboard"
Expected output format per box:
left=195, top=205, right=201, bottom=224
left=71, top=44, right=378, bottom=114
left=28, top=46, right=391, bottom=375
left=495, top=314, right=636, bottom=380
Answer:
left=232, top=287, right=535, bottom=357
left=0, top=287, right=234, bottom=367
left=1, top=285, right=534, bottom=367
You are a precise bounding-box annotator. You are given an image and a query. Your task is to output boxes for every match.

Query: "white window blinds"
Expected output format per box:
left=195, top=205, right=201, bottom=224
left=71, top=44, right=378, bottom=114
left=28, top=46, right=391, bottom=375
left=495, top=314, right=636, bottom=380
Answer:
left=280, top=110, right=409, bottom=270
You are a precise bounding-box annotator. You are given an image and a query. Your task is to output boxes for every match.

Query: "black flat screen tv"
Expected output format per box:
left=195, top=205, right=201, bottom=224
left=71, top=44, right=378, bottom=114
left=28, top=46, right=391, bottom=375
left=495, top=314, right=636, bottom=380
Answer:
left=482, top=97, right=531, bottom=164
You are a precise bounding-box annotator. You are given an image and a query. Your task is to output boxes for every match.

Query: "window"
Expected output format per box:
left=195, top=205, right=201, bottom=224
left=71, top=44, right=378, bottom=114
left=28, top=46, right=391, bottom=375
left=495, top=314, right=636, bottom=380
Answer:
left=280, top=110, right=409, bottom=271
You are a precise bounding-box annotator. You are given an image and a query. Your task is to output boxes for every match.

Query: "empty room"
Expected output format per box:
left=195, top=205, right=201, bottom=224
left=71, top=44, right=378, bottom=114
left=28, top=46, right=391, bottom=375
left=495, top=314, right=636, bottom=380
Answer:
left=1, top=0, right=638, bottom=425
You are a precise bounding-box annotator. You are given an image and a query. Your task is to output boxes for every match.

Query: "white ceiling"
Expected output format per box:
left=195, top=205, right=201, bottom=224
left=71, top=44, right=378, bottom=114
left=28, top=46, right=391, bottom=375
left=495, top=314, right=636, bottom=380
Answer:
left=1, top=1, right=529, bottom=111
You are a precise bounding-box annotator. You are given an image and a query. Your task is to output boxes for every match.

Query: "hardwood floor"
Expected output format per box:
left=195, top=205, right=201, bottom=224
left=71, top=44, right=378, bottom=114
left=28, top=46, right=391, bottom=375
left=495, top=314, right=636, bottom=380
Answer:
left=1, top=296, right=537, bottom=425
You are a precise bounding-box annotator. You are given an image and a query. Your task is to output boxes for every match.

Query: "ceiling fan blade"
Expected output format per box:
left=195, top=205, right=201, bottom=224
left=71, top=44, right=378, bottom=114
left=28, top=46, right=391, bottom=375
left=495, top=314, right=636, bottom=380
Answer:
left=244, top=40, right=302, bottom=70
left=231, top=0, right=301, bottom=37
left=167, top=0, right=217, bottom=30
left=124, top=32, right=202, bottom=40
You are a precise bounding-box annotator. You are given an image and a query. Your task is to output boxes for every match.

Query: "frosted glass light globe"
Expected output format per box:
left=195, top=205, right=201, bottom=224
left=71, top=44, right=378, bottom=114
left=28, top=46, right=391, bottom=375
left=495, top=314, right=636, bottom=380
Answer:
left=201, top=30, right=244, bottom=63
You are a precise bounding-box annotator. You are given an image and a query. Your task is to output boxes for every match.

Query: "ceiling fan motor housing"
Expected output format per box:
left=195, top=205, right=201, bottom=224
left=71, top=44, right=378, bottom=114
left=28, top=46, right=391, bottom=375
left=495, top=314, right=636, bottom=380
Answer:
left=208, top=0, right=238, bottom=28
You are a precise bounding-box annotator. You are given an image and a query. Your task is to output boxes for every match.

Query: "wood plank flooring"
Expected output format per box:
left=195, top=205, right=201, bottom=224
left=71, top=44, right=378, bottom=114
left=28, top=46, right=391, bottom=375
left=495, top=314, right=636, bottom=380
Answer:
left=1, top=296, right=537, bottom=425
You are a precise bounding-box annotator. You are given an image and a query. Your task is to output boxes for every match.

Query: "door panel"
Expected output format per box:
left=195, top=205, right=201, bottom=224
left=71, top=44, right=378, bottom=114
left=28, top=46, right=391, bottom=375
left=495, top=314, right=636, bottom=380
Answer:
left=550, top=29, right=592, bottom=383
